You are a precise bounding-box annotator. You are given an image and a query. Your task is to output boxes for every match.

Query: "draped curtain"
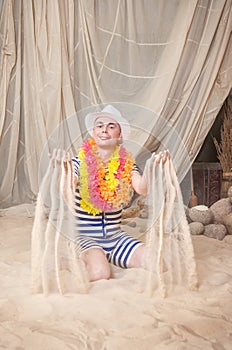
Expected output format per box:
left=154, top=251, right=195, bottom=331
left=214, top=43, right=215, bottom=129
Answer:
left=0, top=0, right=231, bottom=208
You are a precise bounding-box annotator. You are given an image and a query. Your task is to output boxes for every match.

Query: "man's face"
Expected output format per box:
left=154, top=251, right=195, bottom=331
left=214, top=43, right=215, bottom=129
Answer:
left=92, top=116, right=122, bottom=148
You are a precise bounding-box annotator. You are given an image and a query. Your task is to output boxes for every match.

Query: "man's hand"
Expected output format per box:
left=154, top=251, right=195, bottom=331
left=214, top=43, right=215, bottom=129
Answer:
left=150, top=150, right=170, bottom=165
left=132, top=150, right=171, bottom=196
left=50, top=149, right=71, bottom=163
left=49, top=148, right=78, bottom=196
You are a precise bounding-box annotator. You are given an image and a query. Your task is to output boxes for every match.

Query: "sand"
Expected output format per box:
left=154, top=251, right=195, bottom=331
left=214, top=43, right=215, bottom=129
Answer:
left=0, top=213, right=232, bottom=349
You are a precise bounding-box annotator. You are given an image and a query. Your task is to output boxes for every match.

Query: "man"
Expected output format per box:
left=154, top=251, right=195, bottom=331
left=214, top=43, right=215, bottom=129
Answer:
left=72, top=105, right=169, bottom=281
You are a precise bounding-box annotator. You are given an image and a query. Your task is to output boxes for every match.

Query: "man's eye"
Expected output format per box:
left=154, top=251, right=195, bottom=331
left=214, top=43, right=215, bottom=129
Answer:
left=109, top=124, right=116, bottom=129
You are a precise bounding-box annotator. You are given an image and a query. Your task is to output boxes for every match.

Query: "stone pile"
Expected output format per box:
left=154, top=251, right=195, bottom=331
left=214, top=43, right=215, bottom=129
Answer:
left=187, top=186, right=232, bottom=240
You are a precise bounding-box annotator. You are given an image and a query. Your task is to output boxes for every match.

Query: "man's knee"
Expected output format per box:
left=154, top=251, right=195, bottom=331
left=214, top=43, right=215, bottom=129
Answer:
left=82, top=248, right=111, bottom=281
left=90, top=263, right=111, bottom=281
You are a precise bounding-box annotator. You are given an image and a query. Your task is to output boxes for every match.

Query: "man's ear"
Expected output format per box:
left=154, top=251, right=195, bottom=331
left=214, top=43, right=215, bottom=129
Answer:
left=118, top=133, right=123, bottom=145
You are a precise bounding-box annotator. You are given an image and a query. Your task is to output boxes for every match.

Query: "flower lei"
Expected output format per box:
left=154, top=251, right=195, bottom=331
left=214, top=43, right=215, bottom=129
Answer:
left=78, top=138, right=134, bottom=215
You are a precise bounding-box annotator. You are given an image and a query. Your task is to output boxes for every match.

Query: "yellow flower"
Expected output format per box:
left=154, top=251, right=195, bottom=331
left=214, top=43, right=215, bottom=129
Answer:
left=80, top=199, right=101, bottom=215
left=77, top=139, right=134, bottom=214
left=78, top=148, right=85, bottom=160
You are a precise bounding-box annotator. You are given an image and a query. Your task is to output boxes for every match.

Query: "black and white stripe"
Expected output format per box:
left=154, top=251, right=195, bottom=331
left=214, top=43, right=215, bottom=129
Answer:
left=72, top=156, right=143, bottom=268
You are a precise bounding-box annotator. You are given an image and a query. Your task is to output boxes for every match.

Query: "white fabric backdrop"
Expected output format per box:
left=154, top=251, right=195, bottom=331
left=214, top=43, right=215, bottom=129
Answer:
left=0, top=0, right=232, bottom=208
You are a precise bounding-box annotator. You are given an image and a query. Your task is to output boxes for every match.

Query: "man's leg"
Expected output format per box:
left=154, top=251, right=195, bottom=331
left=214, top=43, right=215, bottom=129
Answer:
left=127, top=244, right=145, bottom=268
left=129, top=243, right=168, bottom=272
left=81, top=248, right=111, bottom=281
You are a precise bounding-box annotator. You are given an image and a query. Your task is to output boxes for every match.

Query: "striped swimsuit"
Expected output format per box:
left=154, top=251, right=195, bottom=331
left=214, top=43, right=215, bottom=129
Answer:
left=72, top=156, right=143, bottom=268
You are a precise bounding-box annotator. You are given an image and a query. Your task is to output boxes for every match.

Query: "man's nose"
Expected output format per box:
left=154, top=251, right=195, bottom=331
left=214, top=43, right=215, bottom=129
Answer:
left=102, top=124, right=108, bottom=133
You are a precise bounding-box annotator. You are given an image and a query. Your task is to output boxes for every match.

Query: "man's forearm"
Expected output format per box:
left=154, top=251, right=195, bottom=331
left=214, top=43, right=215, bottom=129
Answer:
left=131, top=172, right=147, bottom=196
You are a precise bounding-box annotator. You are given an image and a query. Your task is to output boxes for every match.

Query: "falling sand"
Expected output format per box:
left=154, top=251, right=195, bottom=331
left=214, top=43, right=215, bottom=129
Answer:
left=0, top=158, right=232, bottom=349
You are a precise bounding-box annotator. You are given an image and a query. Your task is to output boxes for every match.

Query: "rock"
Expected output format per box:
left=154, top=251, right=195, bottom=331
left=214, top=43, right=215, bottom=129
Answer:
left=189, top=222, right=205, bottom=235
left=204, top=224, right=227, bottom=240
left=121, top=219, right=129, bottom=225
left=185, top=207, right=192, bottom=223
left=228, top=186, right=232, bottom=204
left=188, top=205, right=214, bottom=225
left=210, top=198, right=232, bottom=224
left=223, top=213, right=232, bottom=235
left=128, top=221, right=137, bottom=228
left=121, top=219, right=137, bottom=227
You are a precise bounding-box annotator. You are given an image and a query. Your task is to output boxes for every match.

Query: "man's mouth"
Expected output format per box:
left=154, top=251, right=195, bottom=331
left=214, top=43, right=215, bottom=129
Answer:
left=99, top=136, right=110, bottom=140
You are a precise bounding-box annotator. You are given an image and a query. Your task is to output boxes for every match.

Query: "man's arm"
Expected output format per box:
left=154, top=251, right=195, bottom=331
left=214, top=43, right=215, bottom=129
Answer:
left=131, top=150, right=170, bottom=196
left=131, top=171, right=147, bottom=196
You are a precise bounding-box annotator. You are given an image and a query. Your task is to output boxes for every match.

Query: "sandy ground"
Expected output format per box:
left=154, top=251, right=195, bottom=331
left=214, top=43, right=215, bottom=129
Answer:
left=0, top=214, right=232, bottom=350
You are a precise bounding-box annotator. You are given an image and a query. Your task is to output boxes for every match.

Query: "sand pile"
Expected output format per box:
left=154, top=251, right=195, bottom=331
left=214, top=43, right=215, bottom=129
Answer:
left=0, top=212, right=232, bottom=349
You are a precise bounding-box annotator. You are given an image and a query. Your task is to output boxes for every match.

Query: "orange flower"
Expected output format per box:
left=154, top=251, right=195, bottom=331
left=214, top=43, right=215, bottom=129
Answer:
left=77, top=138, right=135, bottom=214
